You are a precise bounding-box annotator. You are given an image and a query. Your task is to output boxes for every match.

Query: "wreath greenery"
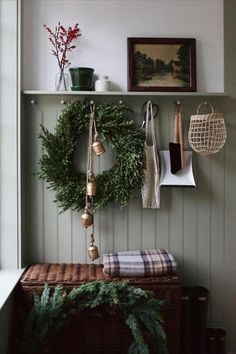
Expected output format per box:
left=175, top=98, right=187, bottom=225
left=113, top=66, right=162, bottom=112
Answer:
left=20, top=280, right=168, bottom=354
left=39, top=100, right=145, bottom=212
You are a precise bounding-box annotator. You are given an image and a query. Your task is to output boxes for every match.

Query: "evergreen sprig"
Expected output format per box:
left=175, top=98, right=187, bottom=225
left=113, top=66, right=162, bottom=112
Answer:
left=38, top=100, right=145, bottom=212
left=20, top=281, right=168, bottom=354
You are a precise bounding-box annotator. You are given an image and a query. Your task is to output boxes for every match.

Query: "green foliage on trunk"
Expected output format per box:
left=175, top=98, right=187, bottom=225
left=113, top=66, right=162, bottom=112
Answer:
left=20, top=281, right=168, bottom=354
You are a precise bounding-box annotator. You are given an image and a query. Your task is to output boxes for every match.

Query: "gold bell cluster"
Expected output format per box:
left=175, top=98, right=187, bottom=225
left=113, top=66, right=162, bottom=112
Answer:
left=80, top=103, right=105, bottom=261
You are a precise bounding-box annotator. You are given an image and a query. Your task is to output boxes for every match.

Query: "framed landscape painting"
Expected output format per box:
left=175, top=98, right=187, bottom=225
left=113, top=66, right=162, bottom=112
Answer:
left=127, top=37, right=196, bottom=92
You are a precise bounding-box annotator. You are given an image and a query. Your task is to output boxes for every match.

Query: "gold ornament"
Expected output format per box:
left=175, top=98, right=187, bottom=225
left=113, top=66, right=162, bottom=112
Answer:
left=81, top=209, right=93, bottom=227
left=88, top=237, right=100, bottom=261
left=92, top=140, right=105, bottom=156
left=87, top=181, right=96, bottom=196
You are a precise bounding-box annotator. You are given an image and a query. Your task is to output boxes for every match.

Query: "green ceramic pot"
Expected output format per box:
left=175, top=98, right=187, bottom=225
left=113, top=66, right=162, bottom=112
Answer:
left=69, top=67, right=94, bottom=90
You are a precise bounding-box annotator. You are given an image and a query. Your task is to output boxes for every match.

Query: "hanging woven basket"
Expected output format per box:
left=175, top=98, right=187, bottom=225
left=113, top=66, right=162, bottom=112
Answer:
left=188, top=102, right=227, bottom=156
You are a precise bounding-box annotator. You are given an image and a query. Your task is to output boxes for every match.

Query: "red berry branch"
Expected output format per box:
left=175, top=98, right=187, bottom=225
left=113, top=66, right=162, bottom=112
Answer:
left=43, top=22, right=81, bottom=72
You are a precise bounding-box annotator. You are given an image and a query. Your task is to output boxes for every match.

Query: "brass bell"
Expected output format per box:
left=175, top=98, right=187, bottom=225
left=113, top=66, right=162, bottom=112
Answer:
left=81, top=209, right=93, bottom=227
left=87, top=181, right=96, bottom=196
left=88, top=242, right=100, bottom=261
left=92, top=140, right=105, bottom=156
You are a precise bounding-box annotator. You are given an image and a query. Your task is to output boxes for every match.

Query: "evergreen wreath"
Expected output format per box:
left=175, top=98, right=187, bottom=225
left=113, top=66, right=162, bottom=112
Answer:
left=39, top=100, right=145, bottom=212
left=20, top=280, right=168, bottom=354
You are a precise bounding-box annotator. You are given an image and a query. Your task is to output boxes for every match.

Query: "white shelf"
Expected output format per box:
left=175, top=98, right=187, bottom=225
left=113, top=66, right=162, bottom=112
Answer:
left=23, top=90, right=227, bottom=97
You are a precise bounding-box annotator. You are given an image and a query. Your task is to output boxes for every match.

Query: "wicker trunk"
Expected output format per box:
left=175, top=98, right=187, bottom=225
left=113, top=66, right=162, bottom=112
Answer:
left=11, top=263, right=181, bottom=354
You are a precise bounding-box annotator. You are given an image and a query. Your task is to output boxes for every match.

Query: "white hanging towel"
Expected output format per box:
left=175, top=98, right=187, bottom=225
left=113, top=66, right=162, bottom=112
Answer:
left=141, top=101, right=160, bottom=209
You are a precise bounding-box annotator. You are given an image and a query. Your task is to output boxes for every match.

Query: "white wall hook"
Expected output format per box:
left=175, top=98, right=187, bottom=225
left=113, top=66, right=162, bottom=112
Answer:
left=30, top=99, right=36, bottom=105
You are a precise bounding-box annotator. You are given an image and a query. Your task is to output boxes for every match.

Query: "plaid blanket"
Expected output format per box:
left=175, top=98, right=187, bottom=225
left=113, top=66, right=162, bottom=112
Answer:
left=102, top=249, right=177, bottom=277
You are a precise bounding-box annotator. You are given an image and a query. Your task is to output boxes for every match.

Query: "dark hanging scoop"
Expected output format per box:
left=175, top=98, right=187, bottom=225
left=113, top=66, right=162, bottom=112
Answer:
left=169, top=109, right=182, bottom=174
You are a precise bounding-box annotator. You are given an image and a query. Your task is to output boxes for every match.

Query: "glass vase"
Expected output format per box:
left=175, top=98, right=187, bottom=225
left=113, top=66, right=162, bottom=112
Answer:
left=55, top=71, right=69, bottom=91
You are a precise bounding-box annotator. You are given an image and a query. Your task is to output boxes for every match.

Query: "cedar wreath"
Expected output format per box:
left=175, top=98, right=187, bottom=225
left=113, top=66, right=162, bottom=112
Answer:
left=39, top=100, right=145, bottom=212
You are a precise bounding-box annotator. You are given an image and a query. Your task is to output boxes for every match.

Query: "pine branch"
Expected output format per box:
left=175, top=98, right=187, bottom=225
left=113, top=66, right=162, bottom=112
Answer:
left=19, top=281, right=168, bottom=354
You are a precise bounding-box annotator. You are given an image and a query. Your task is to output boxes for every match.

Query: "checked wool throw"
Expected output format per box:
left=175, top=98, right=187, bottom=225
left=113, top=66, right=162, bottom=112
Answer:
left=102, top=249, right=177, bottom=277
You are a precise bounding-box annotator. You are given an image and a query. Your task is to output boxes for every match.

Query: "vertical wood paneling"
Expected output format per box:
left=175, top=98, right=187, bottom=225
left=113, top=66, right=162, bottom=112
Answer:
left=195, top=154, right=211, bottom=288
left=56, top=105, right=73, bottom=262
left=43, top=107, right=59, bottom=262
left=183, top=187, right=197, bottom=285
left=72, top=210, right=87, bottom=264
left=100, top=143, right=114, bottom=255
left=72, top=121, right=88, bottom=263
left=210, top=148, right=225, bottom=323
left=169, top=189, right=184, bottom=277
left=113, top=206, right=128, bottom=252
left=25, top=102, right=45, bottom=263
left=142, top=208, right=156, bottom=250
left=156, top=188, right=171, bottom=250
left=156, top=101, right=171, bottom=250
left=128, top=191, right=142, bottom=251
left=100, top=206, right=114, bottom=254
left=24, top=97, right=229, bottom=275
left=24, top=97, right=223, bottom=274
left=58, top=210, right=72, bottom=262
left=182, top=100, right=198, bottom=285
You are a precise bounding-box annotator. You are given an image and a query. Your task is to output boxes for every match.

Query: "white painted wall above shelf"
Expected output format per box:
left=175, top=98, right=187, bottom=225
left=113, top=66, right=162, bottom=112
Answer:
left=22, top=0, right=224, bottom=92
left=23, top=90, right=227, bottom=97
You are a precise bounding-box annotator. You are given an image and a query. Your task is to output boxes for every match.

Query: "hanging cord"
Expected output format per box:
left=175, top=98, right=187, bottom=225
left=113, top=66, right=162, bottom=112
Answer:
left=85, top=103, right=96, bottom=208
left=84, top=103, right=99, bottom=261
left=88, top=103, right=95, bottom=177
left=93, top=111, right=98, bottom=141
left=91, top=218, right=95, bottom=242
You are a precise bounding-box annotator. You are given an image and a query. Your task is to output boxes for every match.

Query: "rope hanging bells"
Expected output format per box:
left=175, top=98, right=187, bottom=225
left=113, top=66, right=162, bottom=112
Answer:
left=188, top=102, right=227, bottom=156
left=39, top=100, right=145, bottom=213
left=83, top=103, right=99, bottom=261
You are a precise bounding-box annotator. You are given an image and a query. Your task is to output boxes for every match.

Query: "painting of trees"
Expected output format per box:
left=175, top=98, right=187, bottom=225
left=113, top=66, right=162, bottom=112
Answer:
left=128, top=38, right=196, bottom=91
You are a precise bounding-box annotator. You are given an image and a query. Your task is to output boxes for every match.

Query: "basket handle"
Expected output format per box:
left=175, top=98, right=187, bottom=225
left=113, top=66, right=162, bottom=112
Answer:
left=196, top=102, right=214, bottom=115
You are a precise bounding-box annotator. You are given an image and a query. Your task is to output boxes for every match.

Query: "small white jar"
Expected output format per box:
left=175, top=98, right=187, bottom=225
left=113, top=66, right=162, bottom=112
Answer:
left=95, top=75, right=111, bottom=92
